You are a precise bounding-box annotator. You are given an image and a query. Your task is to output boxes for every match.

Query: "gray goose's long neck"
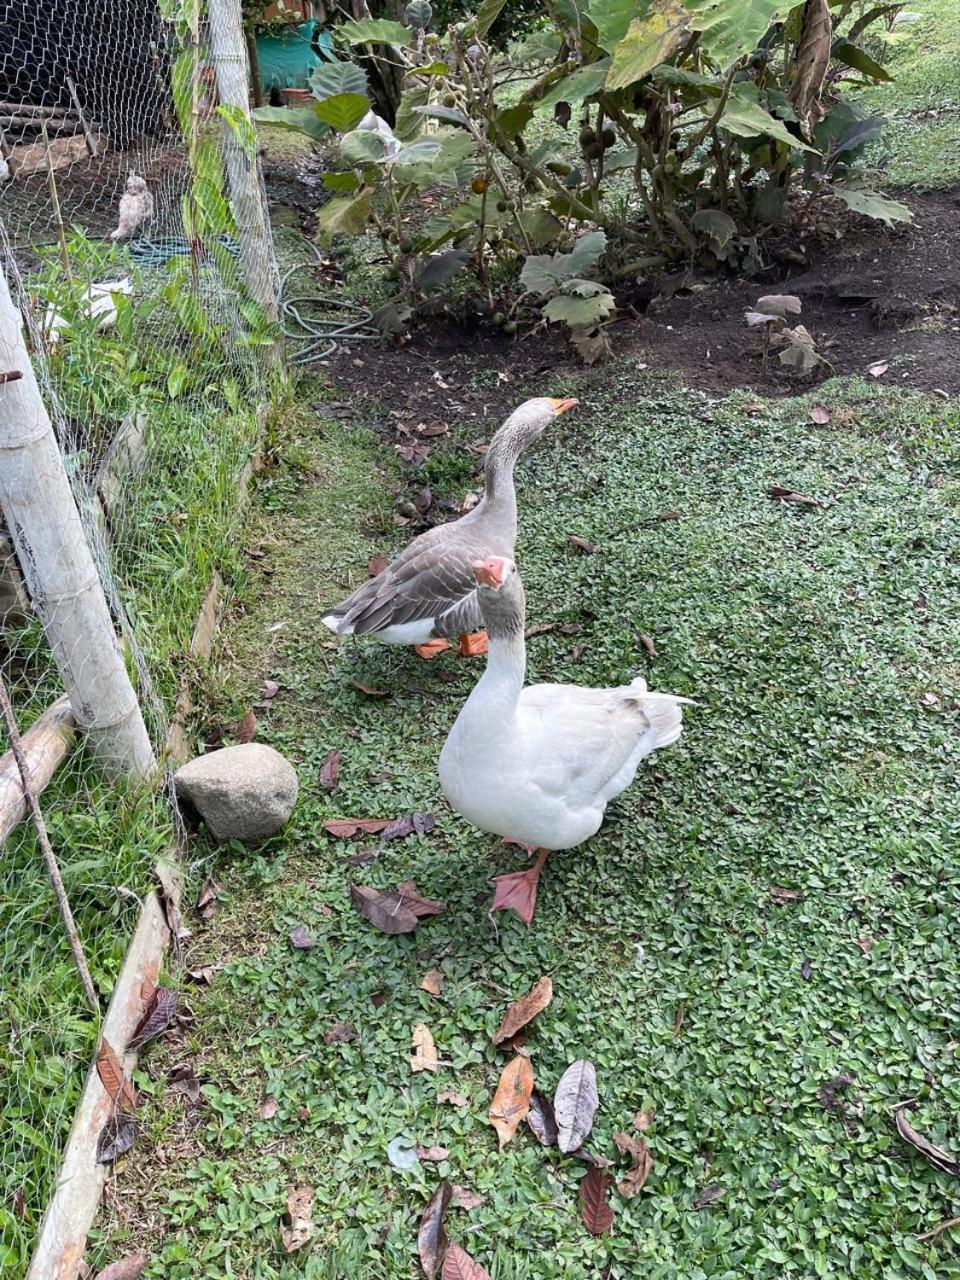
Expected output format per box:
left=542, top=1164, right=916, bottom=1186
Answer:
left=483, top=419, right=528, bottom=508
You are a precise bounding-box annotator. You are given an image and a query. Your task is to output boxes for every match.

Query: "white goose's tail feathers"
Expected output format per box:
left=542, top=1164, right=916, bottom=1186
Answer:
left=625, top=682, right=694, bottom=751
left=322, top=612, right=352, bottom=635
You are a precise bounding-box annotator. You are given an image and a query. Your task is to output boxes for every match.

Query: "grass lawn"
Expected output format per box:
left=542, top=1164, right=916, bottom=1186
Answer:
left=98, top=365, right=960, bottom=1280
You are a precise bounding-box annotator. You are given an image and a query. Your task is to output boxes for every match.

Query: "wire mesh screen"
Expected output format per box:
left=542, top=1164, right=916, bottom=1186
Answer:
left=0, top=1, right=276, bottom=1271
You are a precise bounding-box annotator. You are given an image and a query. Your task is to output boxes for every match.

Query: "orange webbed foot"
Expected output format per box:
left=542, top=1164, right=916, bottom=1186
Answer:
left=458, top=630, right=489, bottom=657
left=414, top=638, right=451, bottom=660
left=491, top=850, right=548, bottom=925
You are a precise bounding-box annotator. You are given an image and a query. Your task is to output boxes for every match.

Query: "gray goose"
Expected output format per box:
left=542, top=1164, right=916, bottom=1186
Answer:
left=322, top=397, right=577, bottom=657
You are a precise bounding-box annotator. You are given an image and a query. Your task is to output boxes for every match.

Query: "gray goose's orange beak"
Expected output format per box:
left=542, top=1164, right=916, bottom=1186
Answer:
left=473, top=557, right=509, bottom=588
left=549, top=397, right=579, bottom=415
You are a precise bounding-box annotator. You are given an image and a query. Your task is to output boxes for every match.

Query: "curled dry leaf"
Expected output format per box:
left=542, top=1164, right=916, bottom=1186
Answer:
left=634, top=1108, right=655, bottom=1132
left=554, top=1059, right=599, bottom=1154
left=324, top=1021, right=356, bottom=1044
left=420, top=969, right=444, bottom=997
left=572, top=1148, right=614, bottom=1168
left=324, top=817, right=392, bottom=839
left=368, top=552, right=388, bottom=576
left=568, top=534, right=600, bottom=555
left=614, top=1131, right=653, bottom=1199
left=281, top=1184, right=315, bottom=1253
left=694, top=1184, right=725, bottom=1210
left=381, top=811, right=436, bottom=841
left=417, top=1180, right=452, bottom=1280
left=351, top=884, right=419, bottom=934
left=580, top=1166, right=615, bottom=1236
left=260, top=1095, right=279, bottom=1120
left=352, top=679, right=390, bottom=697
left=129, top=987, right=178, bottom=1051
left=894, top=1106, right=960, bottom=1175
left=410, top=1023, right=440, bottom=1073
left=417, top=1145, right=451, bottom=1162
left=196, top=877, right=221, bottom=920
left=493, top=976, right=553, bottom=1045
left=442, top=1243, right=493, bottom=1280
left=868, top=360, right=889, bottom=378
left=449, top=1185, right=486, bottom=1210
left=93, top=1253, right=149, bottom=1280
left=768, top=484, right=821, bottom=507
left=810, top=405, right=831, bottom=425
left=96, top=1112, right=136, bottom=1165
left=640, top=633, right=658, bottom=658
left=319, top=750, right=341, bottom=791
left=289, top=924, right=317, bottom=949
left=526, top=1090, right=559, bottom=1147
left=800, top=957, right=813, bottom=981
left=769, top=886, right=804, bottom=905
left=234, top=709, right=257, bottom=743
left=261, top=678, right=280, bottom=701
left=97, top=1038, right=136, bottom=1113
left=438, top=1089, right=470, bottom=1108
left=755, top=294, right=802, bottom=318
left=488, top=1054, right=534, bottom=1149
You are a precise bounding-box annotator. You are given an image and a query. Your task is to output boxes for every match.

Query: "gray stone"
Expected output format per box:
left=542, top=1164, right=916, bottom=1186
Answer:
left=174, top=744, right=298, bottom=843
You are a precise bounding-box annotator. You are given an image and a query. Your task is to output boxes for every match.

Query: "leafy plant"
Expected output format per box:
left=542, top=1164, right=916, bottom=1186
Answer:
left=520, top=231, right=615, bottom=362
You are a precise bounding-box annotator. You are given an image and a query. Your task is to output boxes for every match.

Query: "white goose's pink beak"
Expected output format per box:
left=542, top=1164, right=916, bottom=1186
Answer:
left=474, top=557, right=509, bottom=588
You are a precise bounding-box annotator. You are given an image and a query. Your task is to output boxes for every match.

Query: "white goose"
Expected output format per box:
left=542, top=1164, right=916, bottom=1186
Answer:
left=322, top=397, right=577, bottom=658
left=439, top=556, right=690, bottom=923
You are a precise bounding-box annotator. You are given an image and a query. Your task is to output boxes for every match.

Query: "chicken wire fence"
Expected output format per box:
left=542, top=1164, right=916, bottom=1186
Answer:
left=0, top=1, right=279, bottom=1272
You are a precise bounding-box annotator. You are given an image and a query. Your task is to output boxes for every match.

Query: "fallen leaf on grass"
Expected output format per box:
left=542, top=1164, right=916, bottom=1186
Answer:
left=856, top=935, right=873, bottom=953
left=411, top=1023, right=440, bottom=1073
left=260, top=1095, right=279, bottom=1119
left=614, top=1131, right=653, bottom=1199
left=324, top=818, right=392, bottom=838
left=640, top=633, right=658, bottom=658
left=489, top=1054, right=534, bottom=1148
left=13, top=1188, right=24, bottom=1219
left=382, top=811, right=436, bottom=840
left=368, top=553, right=388, bottom=576
left=196, top=877, right=222, bottom=921
left=768, top=485, right=821, bottom=507
left=580, top=1167, right=614, bottom=1235
left=818, top=1073, right=855, bottom=1112
left=694, top=1184, right=724, bottom=1210
left=800, top=957, right=813, bottom=981
left=289, top=925, right=317, bottom=949
left=97, top=1039, right=136, bottom=1113
left=397, top=880, right=446, bottom=916
left=350, top=885, right=418, bottom=934
left=868, top=360, right=889, bottom=378
left=894, top=1106, right=960, bottom=1175
left=442, top=1243, right=492, bottom=1279
left=634, top=1108, right=655, bottom=1132
left=387, top=1136, right=420, bottom=1170
left=449, top=1185, right=486, bottom=1210
left=420, top=969, right=444, bottom=997
left=493, top=976, right=553, bottom=1045
left=418, top=1181, right=452, bottom=1280
left=319, top=750, right=341, bottom=791
left=187, top=964, right=218, bottom=984
left=96, top=1112, right=136, bottom=1165
left=417, top=1145, right=451, bottom=1162
left=324, top=1021, right=356, bottom=1044
left=770, top=886, right=804, bottom=905
left=568, top=534, right=600, bottom=555
left=438, top=1090, right=470, bottom=1108
left=93, top=1254, right=148, bottom=1280
left=129, top=987, right=178, bottom=1051
left=234, top=709, right=257, bottom=743
left=281, top=1184, right=315, bottom=1253
left=572, top=1148, right=614, bottom=1168
left=526, top=1090, right=559, bottom=1147
left=261, top=678, right=280, bottom=701
left=555, top=1059, right=599, bottom=1154
left=352, top=679, right=389, bottom=698
left=810, top=405, right=831, bottom=425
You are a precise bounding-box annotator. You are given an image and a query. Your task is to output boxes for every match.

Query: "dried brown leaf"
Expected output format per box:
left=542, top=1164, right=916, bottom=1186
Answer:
left=449, top=1185, right=486, bottom=1211
left=324, top=818, right=392, bottom=838
left=196, top=877, right=221, bottom=920
left=438, top=1089, right=470, bottom=1108
left=580, top=1166, right=615, bottom=1235
left=260, top=1095, right=279, bottom=1119
left=319, top=750, right=341, bottom=791
left=694, top=1184, right=724, bottom=1210
left=614, top=1131, right=653, bottom=1199
left=769, top=885, right=804, bottom=905
left=894, top=1106, right=960, bottom=1175
left=261, top=678, right=280, bottom=700
left=289, top=924, right=317, bottom=948
left=97, top=1038, right=136, bottom=1113
left=572, top=1148, right=614, bottom=1168
left=352, top=679, right=390, bottom=697
left=488, top=1054, right=534, bottom=1148
left=187, top=964, right=218, bottom=984
left=568, top=534, right=600, bottom=555
left=640, top=633, right=658, bottom=658
left=93, top=1254, right=149, bottom=1280
left=411, top=1023, right=440, bottom=1073
left=768, top=484, right=821, bottom=507
left=234, top=709, right=257, bottom=743
left=324, top=1021, right=356, bottom=1044
left=418, top=1181, right=452, bottom=1280
left=351, top=885, right=420, bottom=934
left=396, top=880, right=446, bottom=916
left=281, top=1184, right=315, bottom=1253
left=868, top=360, right=889, bottom=378
left=554, top=1059, right=599, bottom=1153
left=633, top=1108, right=655, bottom=1132
left=420, top=969, right=444, bottom=997
left=526, top=1090, right=559, bottom=1147
left=810, top=405, right=831, bottom=425
left=368, top=552, right=388, bottom=576
left=493, top=976, right=553, bottom=1045
left=96, top=1112, right=136, bottom=1165
left=442, top=1243, right=492, bottom=1279
left=417, top=1145, right=451, bottom=1162
left=129, top=987, right=178, bottom=1051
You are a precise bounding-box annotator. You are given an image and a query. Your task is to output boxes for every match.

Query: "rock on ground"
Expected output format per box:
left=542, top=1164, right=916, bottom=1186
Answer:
left=174, top=744, right=298, bottom=843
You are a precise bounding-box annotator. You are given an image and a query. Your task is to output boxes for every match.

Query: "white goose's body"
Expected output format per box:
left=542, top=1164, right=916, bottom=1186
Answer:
left=439, top=560, right=688, bottom=855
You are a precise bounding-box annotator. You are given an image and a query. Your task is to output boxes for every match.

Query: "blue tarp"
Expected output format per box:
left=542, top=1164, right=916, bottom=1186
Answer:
left=254, top=20, right=333, bottom=89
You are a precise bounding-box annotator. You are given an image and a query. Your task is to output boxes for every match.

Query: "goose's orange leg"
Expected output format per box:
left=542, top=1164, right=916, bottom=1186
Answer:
left=491, top=849, right=548, bottom=926
left=414, top=638, right=451, bottom=659
left=458, top=630, right=489, bottom=657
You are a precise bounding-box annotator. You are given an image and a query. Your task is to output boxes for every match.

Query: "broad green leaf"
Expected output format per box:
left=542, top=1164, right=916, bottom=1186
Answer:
left=606, top=0, right=691, bottom=91
left=412, top=104, right=470, bottom=126
left=520, top=231, right=607, bottom=296
left=651, top=63, right=724, bottom=90
left=602, top=145, right=638, bottom=172
left=831, top=39, right=893, bottom=83
left=338, top=18, right=412, bottom=45
left=252, top=105, right=330, bottom=141
left=497, top=103, right=534, bottom=140
left=587, top=0, right=651, bottom=52
left=314, top=93, right=371, bottom=133
left=315, top=191, right=373, bottom=242
left=404, top=61, right=451, bottom=78
left=216, top=104, right=257, bottom=161
left=476, top=0, right=507, bottom=38
left=718, top=90, right=819, bottom=153
left=689, top=0, right=784, bottom=69
left=420, top=215, right=457, bottom=250
left=167, top=364, right=190, bottom=399
left=405, top=0, right=434, bottom=29
left=394, top=86, right=429, bottom=140
left=433, top=133, right=477, bottom=172
left=568, top=229, right=607, bottom=275
left=340, top=129, right=387, bottom=166
left=515, top=208, right=564, bottom=247
left=692, top=207, right=737, bottom=248
left=323, top=171, right=362, bottom=191
left=538, top=60, right=612, bottom=110
left=563, top=278, right=609, bottom=298
left=833, top=187, right=912, bottom=225
left=543, top=290, right=616, bottom=325
left=416, top=248, right=471, bottom=292
left=514, top=28, right=564, bottom=63
left=812, top=101, right=885, bottom=158
left=389, top=139, right=444, bottom=166
left=310, top=59, right=369, bottom=100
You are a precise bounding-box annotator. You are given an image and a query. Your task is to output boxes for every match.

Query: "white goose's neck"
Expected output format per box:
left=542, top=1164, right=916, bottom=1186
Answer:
left=466, top=629, right=526, bottom=716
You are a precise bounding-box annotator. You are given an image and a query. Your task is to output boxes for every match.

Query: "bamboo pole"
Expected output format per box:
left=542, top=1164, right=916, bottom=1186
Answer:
left=65, top=77, right=97, bottom=157
left=0, top=266, right=156, bottom=781
left=0, top=694, right=75, bottom=845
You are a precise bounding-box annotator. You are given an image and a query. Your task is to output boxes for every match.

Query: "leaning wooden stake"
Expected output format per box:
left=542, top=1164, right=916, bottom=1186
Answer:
left=0, top=694, right=75, bottom=845
left=0, top=676, right=97, bottom=1011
